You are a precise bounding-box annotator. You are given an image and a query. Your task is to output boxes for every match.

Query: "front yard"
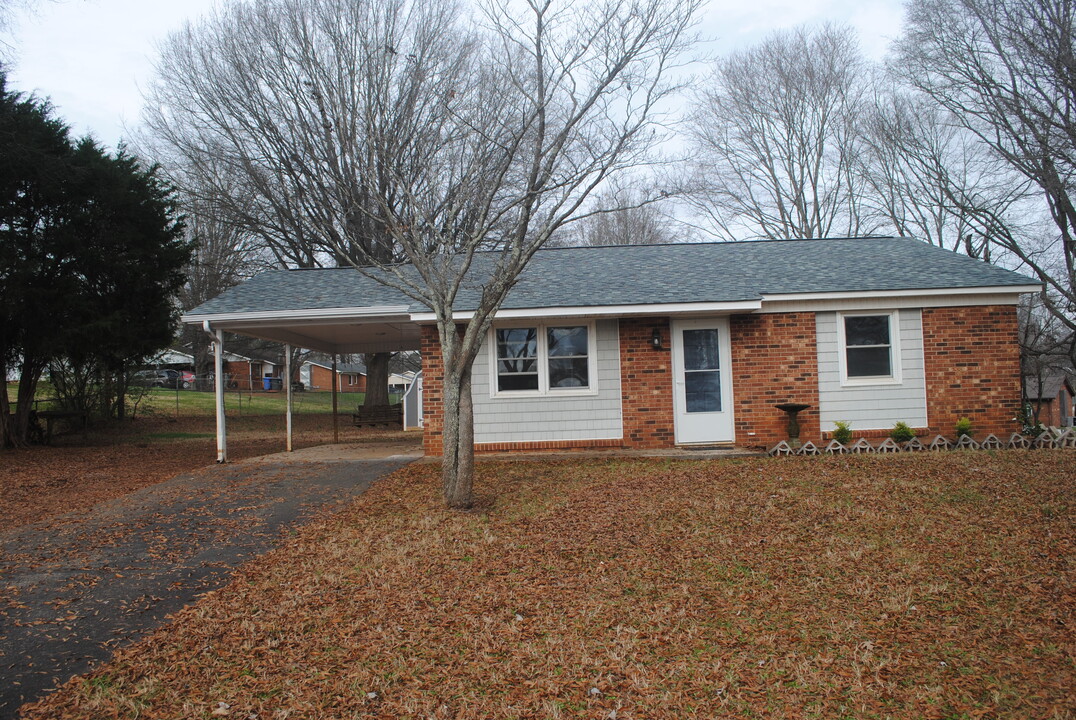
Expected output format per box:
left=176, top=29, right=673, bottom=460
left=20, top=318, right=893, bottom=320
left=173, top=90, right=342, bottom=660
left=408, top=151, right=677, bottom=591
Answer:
left=18, top=451, right=1074, bottom=719
left=0, top=415, right=413, bottom=533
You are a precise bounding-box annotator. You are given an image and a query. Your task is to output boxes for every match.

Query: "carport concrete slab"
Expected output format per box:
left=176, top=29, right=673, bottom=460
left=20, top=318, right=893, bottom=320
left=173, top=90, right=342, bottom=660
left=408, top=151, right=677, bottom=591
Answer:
left=0, top=455, right=412, bottom=719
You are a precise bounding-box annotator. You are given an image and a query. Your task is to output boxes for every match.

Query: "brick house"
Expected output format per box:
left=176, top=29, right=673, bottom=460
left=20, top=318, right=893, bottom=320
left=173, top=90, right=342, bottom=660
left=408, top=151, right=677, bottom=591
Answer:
left=184, top=238, right=1039, bottom=454
left=299, top=360, right=368, bottom=392
left=219, top=352, right=281, bottom=391
left=1024, top=373, right=1075, bottom=427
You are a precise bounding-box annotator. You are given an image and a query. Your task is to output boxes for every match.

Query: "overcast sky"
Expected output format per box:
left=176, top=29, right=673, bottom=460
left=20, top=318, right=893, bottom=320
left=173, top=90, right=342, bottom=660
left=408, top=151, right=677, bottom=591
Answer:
left=4, top=0, right=906, bottom=150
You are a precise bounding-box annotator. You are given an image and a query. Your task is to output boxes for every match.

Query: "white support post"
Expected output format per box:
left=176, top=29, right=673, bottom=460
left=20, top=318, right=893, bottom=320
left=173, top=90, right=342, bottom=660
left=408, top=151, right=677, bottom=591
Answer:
left=211, top=326, right=228, bottom=463
left=332, top=354, right=339, bottom=444
left=285, top=343, right=293, bottom=453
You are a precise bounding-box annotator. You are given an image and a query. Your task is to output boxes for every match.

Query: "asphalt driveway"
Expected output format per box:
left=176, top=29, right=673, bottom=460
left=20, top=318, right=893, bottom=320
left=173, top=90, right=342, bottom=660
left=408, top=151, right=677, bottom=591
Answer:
left=0, top=456, right=414, bottom=718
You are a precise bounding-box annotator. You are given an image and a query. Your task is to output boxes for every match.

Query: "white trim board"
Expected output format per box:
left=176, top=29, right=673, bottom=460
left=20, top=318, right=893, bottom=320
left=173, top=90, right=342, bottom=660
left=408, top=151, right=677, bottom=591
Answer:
left=182, top=305, right=412, bottom=325
left=410, top=300, right=764, bottom=323
left=758, top=291, right=1031, bottom=314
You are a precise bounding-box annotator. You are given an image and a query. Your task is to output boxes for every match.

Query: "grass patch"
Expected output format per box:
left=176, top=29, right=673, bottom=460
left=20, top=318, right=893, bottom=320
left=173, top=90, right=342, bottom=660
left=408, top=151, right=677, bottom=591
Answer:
left=144, top=431, right=216, bottom=440
left=20, top=451, right=1076, bottom=719
left=6, top=383, right=400, bottom=418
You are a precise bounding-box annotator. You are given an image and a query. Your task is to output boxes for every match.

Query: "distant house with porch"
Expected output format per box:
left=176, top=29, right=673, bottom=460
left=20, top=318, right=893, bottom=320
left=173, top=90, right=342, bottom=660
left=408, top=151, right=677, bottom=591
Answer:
left=1025, top=372, right=1075, bottom=427
left=184, top=237, right=1039, bottom=455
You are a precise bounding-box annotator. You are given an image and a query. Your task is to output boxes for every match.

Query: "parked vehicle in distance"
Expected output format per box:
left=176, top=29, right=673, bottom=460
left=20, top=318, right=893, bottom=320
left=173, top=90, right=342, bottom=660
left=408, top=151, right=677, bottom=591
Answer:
left=132, top=369, right=186, bottom=389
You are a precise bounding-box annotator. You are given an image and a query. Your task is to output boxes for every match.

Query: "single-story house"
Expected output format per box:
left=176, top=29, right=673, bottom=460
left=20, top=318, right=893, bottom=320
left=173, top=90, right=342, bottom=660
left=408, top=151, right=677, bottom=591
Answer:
left=215, top=351, right=283, bottom=391
left=183, top=237, right=1039, bottom=454
left=299, top=359, right=368, bottom=392
left=1024, top=372, right=1075, bottom=427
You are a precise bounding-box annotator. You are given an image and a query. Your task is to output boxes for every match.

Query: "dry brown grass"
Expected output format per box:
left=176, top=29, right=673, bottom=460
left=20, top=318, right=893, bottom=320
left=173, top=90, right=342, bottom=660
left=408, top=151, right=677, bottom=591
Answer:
left=18, top=451, right=1076, bottom=719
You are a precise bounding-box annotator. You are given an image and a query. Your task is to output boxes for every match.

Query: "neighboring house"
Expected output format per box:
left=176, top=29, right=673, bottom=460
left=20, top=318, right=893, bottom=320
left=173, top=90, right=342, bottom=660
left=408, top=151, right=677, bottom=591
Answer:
left=149, top=349, right=195, bottom=367
left=218, top=351, right=282, bottom=391
left=1024, top=373, right=1075, bottom=427
left=299, top=359, right=367, bottom=392
left=183, top=238, right=1040, bottom=453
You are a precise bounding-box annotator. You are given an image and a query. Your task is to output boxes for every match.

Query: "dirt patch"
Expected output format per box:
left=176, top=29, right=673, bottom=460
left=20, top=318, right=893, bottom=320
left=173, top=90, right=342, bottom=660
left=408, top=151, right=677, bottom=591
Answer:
left=0, top=415, right=418, bottom=534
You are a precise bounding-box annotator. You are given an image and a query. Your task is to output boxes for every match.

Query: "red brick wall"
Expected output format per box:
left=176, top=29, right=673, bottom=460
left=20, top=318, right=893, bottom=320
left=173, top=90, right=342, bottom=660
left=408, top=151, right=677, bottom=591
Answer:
left=342, top=371, right=367, bottom=392
left=222, top=361, right=254, bottom=391
left=421, top=325, right=445, bottom=456
left=619, top=318, right=675, bottom=448
left=922, top=305, right=1021, bottom=437
left=308, top=365, right=333, bottom=391
left=730, top=313, right=820, bottom=449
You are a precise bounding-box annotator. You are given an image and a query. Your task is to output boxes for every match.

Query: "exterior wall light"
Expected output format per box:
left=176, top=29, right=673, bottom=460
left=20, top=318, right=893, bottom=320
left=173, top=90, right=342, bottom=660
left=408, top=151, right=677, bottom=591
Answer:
left=652, top=327, right=663, bottom=349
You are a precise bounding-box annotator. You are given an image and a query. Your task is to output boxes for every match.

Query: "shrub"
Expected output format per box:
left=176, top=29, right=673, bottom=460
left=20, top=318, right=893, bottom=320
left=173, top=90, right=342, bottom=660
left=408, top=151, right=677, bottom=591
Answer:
left=832, top=421, right=852, bottom=444
left=1016, top=405, right=1045, bottom=437
left=891, top=421, right=916, bottom=442
left=955, top=417, right=973, bottom=438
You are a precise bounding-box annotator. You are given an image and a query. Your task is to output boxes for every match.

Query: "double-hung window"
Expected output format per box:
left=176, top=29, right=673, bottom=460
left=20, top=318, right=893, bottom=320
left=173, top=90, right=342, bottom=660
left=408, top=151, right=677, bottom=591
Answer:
left=840, top=311, right=901, bottom=384
left=493, top=323, right=594, bottom=395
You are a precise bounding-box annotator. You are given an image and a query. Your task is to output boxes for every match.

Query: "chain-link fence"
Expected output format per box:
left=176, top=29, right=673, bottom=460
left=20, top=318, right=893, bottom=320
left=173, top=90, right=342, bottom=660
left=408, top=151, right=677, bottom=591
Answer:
left=132, top=373, right=401, bottom=419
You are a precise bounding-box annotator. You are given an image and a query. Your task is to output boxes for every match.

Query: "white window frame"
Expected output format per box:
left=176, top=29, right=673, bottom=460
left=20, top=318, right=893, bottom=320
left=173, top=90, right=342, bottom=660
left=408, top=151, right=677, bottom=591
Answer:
left=488, top=320, right=598, bottom=398
left=837, top=310, right=903, bottom=386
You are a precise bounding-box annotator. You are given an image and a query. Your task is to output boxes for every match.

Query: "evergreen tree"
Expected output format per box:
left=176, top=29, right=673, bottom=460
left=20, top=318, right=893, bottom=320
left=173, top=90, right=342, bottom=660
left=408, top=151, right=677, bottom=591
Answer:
left=0, top=74, right=190, bottom=446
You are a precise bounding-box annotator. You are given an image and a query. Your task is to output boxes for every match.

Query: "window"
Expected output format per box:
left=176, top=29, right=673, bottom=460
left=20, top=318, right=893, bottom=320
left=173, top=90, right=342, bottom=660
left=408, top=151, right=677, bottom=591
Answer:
left=496, top=328, right=539, bottom=391
left=840, top=312, right=900, bottom=383
left=682, top=328, right=722, bottom=412
left=547, top=326, right=589, bottom=388
left=493, top=323, right=594, bottom=394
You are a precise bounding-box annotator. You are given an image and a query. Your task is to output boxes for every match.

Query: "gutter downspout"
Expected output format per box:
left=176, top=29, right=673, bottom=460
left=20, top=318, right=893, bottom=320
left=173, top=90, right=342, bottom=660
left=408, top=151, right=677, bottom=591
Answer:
left=203, top=321, right=228, bottom=463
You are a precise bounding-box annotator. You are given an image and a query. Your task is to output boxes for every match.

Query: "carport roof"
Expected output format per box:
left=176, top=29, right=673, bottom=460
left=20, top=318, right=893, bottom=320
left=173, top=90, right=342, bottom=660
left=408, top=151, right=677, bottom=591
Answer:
left=182, top=237, right=1039, bottom=353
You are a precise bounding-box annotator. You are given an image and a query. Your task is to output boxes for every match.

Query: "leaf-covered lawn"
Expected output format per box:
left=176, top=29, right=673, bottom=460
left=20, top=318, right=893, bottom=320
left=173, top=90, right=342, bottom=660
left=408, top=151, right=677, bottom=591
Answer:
left=21, top=451, right=1075, bottom=719
left=0, top=415, right=414, bottom=533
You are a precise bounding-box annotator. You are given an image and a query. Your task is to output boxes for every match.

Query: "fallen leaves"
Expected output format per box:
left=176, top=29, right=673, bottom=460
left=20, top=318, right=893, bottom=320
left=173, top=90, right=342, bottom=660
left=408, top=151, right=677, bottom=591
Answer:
left=15, top=450, right=1076, bottom=718
left=0, top=414, right=412, bottom=534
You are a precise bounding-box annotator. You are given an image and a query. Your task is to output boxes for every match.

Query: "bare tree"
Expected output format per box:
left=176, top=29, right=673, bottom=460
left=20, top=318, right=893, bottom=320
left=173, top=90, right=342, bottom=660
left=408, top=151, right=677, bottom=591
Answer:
left=895, top=0, right=1076, bottom=332
left=552, top=186, right=680, bottom=246
left=1019, top=293, right=1075, bottom=425
left=175, top=193, right=267, bottom=379
left=142, top=0, right=460, bottom=404
left=684, top=24, right=875, bottom=240
left=146, top=0, right=699, bottom=507
left=858, top=89, right=1033, bottom=260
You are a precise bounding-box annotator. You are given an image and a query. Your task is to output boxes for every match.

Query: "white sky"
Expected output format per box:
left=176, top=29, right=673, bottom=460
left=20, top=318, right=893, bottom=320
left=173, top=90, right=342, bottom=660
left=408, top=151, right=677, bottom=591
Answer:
left=4, top=0, right=906, bottom=150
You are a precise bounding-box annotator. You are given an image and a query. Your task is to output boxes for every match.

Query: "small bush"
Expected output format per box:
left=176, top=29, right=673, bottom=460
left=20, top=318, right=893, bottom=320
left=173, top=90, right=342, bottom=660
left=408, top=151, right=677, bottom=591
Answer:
left=955, top=417, right=973, bottom=438
left=1016, top=405, right=1045, bottom=437
left=832, top=421, right=852, bottom=444
left=891, top=421, right=916, bottom=442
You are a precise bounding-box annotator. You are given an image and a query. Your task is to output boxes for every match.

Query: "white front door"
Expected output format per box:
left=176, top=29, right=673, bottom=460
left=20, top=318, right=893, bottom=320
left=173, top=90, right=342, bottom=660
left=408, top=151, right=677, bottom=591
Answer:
left=671, top=317, right=734, bottom=444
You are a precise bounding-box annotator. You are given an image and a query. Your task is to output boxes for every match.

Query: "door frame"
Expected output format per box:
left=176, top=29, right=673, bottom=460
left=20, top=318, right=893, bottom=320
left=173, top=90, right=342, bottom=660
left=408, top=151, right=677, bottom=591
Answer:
left=670, top=317, right=735, bottom=445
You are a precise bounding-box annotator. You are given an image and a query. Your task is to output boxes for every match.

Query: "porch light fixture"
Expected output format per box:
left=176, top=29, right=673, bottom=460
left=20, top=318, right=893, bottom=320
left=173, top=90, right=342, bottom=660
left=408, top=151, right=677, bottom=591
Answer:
left=651, top=327, right=663, bottom=349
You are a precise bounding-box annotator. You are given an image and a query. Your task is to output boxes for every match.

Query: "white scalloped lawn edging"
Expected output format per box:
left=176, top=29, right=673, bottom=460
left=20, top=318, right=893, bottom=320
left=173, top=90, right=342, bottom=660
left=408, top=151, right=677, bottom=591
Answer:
left=769, top=431, right=1074, bottom=457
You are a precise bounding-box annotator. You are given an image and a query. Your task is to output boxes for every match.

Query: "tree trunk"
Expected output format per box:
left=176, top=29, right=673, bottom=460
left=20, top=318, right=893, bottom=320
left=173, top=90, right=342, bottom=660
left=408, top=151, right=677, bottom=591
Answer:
left=0, top=358, right=12, bottom=448
left=440, top=362, right=475, bottom=509
left=114, top=365, right=127, bottom=420
left=363, top=352, right=392, bottom=406
left=193, top=333, right=213, bottom=388
left=7, top=360, right=45, bottom=448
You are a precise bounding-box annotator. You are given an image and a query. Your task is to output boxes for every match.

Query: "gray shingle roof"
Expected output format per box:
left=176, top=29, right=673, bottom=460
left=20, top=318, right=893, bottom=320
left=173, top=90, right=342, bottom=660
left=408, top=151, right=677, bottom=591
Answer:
left=185, top=237, right=1038, bottom=317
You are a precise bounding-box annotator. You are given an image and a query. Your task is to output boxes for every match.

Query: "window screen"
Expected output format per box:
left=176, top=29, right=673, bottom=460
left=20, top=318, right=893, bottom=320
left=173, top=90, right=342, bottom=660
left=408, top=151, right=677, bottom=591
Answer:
left=844, top=315, right=892, bottom=378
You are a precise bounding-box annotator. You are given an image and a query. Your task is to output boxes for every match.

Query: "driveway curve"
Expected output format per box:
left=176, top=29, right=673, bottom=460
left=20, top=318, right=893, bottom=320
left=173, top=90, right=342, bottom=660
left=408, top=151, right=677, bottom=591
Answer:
left=0, top=453, right=416, bottom=718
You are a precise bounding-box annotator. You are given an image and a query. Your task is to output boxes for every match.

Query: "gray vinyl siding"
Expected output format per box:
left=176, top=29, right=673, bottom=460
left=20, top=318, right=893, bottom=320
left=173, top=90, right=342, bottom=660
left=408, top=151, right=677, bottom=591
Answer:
left=472, top=319, right=623, bottom=443
left=816, top=310, right=928, bottom=429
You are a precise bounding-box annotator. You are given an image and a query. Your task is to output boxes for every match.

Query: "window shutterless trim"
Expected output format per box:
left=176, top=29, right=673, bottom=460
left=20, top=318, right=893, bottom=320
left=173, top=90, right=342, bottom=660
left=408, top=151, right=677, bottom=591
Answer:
left=836, top=310, right=903, bottom=386
left=488, top=320, right=598, bottom=398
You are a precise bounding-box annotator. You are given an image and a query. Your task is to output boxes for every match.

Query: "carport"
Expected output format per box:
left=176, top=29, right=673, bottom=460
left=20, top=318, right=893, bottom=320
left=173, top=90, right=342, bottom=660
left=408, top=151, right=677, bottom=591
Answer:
left=181, top=270, right=424, bottom=462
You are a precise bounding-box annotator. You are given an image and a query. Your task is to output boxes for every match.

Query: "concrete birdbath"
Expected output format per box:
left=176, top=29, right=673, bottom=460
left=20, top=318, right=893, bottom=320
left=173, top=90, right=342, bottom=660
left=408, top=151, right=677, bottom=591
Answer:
left=775, top=402, right=811, bottom=449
